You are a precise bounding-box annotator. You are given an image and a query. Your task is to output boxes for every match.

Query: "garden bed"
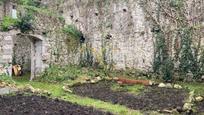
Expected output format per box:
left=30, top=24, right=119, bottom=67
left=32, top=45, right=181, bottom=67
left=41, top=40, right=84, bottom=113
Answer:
left=72, top=81, right=188, bottom=111
left=0, top=94, right=112, bottom=115
left=196, top=101, right=204, bottom=113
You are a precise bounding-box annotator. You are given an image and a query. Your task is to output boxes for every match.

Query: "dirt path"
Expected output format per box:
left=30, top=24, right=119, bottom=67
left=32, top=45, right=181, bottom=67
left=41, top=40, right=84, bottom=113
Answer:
left=0, top=94, right=112, bottom=115
left=72, top=81, right=188, bottom=111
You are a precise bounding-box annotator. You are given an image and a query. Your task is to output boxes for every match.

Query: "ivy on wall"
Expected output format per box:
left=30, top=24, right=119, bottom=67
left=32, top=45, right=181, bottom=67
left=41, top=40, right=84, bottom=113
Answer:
left=141, top=0, right=204, bottom=81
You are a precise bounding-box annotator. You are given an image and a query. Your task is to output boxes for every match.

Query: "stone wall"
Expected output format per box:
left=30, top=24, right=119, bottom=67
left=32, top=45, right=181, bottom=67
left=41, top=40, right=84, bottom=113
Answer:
left=0, top=3, right=4, bottom=21
left=0, top=31, right=16, bottom=65
left=0, top=30, right=17, bottom=75
left=59, top=0, right=154, bottom=70
left=13, top=35, right=31, bottom=72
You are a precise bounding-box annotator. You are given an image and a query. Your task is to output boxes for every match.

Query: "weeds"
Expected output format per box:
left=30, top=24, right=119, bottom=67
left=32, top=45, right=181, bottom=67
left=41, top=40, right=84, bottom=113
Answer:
left=0, top=74, right=15, bottom=84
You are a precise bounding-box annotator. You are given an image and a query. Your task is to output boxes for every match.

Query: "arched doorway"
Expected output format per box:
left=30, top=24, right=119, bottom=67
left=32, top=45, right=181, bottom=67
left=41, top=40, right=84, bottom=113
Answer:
left=13, top=33, right=46, bottom=81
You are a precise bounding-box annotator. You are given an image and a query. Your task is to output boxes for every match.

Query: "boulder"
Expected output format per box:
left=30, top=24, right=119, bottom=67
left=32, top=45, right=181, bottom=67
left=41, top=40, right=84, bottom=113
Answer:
left=158, top=83, right=166, bottom=88
left=174, top=84, right=182, bottom=89
left=62, top=86, right=72, bottom=93
left=166, top=83, right=173, bottom=88
left=183, top=103, right=193, bottom=111
left=195, top=96, right=203, bottom=102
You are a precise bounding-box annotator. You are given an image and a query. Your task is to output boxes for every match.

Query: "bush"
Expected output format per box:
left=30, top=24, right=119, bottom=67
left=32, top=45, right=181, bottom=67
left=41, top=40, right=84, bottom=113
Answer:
left=63, top=25, right=83, bottom=42
left=17, top=13, right=34, bottom=33
left=18, top=0, right=41, bottom=7
left=0, top=16, right=19, bottom=31
left=161, top=58, right=174, bottom=82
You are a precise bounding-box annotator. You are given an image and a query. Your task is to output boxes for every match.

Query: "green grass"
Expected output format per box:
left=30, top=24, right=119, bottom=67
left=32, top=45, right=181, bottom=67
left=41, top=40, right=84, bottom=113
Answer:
left=111, top=84, right=144, bottom=95
left=14, top=76, right=142, bottom=115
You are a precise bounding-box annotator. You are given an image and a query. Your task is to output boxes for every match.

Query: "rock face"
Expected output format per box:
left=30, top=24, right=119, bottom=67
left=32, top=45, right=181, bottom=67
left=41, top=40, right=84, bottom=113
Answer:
left=1, top=0, right=203, bottom=73
left=60, top=0, right=154, bottom=70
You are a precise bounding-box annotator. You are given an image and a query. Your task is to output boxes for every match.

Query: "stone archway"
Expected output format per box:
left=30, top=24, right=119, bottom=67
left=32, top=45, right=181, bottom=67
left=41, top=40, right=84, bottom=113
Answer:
left=13, top=33, right=48, bottom=80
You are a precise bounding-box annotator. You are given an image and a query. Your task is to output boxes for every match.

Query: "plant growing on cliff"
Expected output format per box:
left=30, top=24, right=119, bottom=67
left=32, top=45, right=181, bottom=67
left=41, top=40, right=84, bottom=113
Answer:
left=178, top=27, right=197, bottom=77
left=17, top=13, right=34, bottom=33
left=79, top=44, right=94, bottom=67
left=0, top=16, right=19, bottom=31
left=63, top=24, right=85, bottom=52
left=141, top=0, right=203, bottom=81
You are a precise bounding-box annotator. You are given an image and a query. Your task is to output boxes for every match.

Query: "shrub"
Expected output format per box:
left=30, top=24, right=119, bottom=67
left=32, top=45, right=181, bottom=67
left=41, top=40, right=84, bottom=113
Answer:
left=17, top=13, right=34, bottom=33
left=63, top=25, right=83, bottom=41
left=0, top=16, right=19, bottom=31
left=160, top=58, right=174, bottom=82
left=18, top=0, right=41, bottom=7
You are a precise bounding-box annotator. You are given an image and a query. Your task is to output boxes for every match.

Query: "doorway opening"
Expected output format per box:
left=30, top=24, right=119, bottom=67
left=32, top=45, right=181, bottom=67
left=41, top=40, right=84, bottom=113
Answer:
left=12, top=34, right=43, bottom=81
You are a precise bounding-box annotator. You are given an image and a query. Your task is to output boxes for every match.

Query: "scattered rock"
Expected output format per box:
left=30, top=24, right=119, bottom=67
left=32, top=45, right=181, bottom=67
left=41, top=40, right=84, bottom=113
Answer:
left=90, top=80, right=96, bottom=84
left=158, top=83, right=166, bottom=88
left=95, top=77, right=102, bottom=81
left=0, top=82, right=7, bottom=88
left=174, top=84, right=182, bottom=89
left=104, top=77, right=112, bottom=80
left=188, top=91, right=195, bottom=103
left=62, top=86, right=73, bottom=93
left=201, top=75, right=204, bottom=81
left=166, top=83, right=173, bottom=88
left=195, top=96, right=203, bottom=102
left=183, top=103, right=193, bottom=111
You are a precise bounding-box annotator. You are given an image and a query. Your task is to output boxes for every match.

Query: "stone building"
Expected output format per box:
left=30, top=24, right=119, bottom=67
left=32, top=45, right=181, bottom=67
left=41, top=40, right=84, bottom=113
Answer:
left=0, top=1, right=49, bottom=80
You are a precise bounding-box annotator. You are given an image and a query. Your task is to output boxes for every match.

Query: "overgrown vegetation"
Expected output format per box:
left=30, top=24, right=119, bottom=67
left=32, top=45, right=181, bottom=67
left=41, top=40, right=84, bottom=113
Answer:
left=142, top=0, right=204, bottom=81
left=79, top=44, right=94, bottom=67
left=63, top=24, right=84, bottom=52
left=0, top=16, right=19, bottom=31
left=17, top=0, right=41, bottom=8
left=37, top=65, right=109, bottom=83
left=0, top=74, right=15, bottom=84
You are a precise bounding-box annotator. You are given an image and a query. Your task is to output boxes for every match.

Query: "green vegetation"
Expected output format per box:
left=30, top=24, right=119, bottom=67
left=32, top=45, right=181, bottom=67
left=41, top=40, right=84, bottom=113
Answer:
left=0, top=74, right=15, bottom=84
left=143, top=0, right=204, bottom=81
left=37, top=65, right=110, bottom=83
left=181, top=82, right=204, bottom=96
left=0, top=16, right=19, bottom=31
left=79, top=44, right=94, bottom=67
left=111, top=84, right=144, bottom=95
left=63, top=24, right=84, bottom=52
left=63, top=25, right=83, bottom=41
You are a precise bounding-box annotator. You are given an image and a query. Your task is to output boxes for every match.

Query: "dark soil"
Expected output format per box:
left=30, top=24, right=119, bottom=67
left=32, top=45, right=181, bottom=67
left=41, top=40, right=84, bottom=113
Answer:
left=0, top=94, right=112, bottom=115
left=72, top=81, right=188, bottom=111
left=196, top=101, right=204, bottom=113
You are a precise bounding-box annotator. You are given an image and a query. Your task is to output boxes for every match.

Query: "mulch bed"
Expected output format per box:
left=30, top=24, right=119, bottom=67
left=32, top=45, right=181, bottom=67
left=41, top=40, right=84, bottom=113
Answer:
left=0, top=94, right=112, bottom=115
left=72, top=81, right=188, bottom=111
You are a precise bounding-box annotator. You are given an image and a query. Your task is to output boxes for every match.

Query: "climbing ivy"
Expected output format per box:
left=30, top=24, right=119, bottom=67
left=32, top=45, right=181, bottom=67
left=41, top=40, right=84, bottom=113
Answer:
left=178, top=27, right=197, bottom=77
